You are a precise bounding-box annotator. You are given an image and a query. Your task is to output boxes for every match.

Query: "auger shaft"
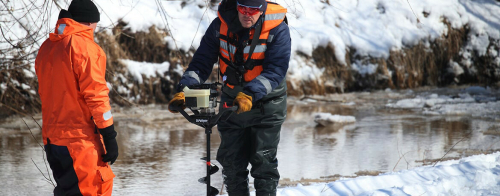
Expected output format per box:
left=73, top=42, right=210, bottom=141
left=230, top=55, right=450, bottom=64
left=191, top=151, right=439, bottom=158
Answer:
left=206, top=127, right=212, bottom=196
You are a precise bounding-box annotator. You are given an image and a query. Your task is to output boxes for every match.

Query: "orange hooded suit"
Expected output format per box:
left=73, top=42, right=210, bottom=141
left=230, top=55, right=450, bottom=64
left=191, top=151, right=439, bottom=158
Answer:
left=35, top=18, right=115, bottom=196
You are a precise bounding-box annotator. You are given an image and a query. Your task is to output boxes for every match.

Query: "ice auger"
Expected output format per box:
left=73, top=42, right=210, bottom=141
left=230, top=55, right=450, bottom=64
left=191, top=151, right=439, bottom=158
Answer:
left=169, top=83, right=237, bottom=196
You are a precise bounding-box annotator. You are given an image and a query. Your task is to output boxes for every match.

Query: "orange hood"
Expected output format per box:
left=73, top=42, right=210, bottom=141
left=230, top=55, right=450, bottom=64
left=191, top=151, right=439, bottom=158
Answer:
left=50, top=18, right=94, bottom=42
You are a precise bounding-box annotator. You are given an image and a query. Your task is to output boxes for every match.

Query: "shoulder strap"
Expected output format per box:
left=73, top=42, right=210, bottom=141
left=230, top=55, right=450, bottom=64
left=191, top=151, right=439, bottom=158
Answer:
left=243, top=17, right=264, bottom=70
left=222, top=29, right=247, bottom=75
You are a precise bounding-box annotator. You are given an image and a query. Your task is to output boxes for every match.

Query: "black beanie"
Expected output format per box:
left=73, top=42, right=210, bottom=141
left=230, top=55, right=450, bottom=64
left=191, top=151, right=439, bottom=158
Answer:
left=237, top=0, right=267, bottom=11
left=68, top=0, right=100, bottom=23
left=58, top=9, right=73, bottom=20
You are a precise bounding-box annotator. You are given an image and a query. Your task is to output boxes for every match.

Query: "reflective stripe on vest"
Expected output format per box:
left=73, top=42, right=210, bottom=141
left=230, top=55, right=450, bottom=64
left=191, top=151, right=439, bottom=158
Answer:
left=218, top=3, right=287, bottom=85
left=244, top=45, right=267, bottom=54
left=220, top=40, right=236, bottom=55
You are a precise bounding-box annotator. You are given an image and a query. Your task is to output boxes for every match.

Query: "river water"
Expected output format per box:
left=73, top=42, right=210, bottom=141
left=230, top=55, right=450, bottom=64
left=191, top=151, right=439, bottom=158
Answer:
left=1, top=87, right=499, bottom=195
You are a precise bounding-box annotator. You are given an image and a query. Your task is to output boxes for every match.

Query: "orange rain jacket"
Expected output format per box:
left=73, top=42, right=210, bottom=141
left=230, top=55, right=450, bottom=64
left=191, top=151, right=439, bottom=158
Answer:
left=36, top=18, right=113, bottom=143
left=35, top=18, right=115, bottom=196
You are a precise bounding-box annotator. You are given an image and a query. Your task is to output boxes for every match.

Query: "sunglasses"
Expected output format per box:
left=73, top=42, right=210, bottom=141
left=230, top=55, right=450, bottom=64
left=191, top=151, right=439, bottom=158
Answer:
left=237, top=2, right=261, bottom=16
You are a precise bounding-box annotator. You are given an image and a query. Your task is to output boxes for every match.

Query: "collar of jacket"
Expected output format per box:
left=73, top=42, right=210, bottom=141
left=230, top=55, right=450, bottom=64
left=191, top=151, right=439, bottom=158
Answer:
left=49, top=18, right=95, bottom=42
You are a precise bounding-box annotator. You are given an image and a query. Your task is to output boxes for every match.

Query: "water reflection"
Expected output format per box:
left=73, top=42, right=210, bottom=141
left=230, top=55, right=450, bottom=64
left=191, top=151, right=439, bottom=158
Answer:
left=111, top=115, right=223, bottom=196
left=0, top=91, right=499, bottom=195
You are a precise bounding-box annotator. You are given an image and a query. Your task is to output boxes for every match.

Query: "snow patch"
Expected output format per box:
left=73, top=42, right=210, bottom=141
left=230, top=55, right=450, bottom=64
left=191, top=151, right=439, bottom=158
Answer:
left=352, top=62, right=378, bottom=76
left=121, top=59, right=170, bottom=84
left=21, top=84, right=30, bottom=90
left=314, top=112, right=356, bottom=126
left=448, top=60, right=464, bottom=77
left=269, top=152, right=500, bottom=196
left=1, top=83, right=6, bottom=92
left=23, top=68, right=35, bottom=78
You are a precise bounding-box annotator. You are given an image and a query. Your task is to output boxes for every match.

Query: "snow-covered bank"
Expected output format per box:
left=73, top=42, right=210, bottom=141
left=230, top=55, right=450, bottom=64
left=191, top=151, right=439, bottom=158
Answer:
left=2, top=0, right=500, bottom=110
left=269, top=152, right=500, bottom=196
left=97, top=0, right=500, bottom=93
left=89, top=0, right=500, bottom=85
left=4, top=0, right=499, bottom=61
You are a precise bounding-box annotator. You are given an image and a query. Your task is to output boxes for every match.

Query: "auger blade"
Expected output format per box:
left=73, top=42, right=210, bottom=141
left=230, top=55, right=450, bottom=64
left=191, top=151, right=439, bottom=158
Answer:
left=198, top=176, right=207, bottom=184
left=208, top=164, right=219, bottom=175
left=200, top=157, right=220, bottom=175
left=209, top=186, right=219, bottom=196
left=197, top=165, right=219, bottom=184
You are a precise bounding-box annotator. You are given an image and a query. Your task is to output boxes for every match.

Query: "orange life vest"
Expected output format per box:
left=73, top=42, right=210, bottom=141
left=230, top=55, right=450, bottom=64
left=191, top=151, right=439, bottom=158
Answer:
left=218, top=2, right=287, bottom=88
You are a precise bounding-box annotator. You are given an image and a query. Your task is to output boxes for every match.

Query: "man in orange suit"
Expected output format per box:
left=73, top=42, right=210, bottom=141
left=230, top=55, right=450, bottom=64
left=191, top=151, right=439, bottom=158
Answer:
left=35, top=0, right=118, bottom=195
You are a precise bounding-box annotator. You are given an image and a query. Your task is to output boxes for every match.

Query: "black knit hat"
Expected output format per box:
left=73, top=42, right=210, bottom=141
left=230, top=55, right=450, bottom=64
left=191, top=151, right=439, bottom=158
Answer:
left=237, top=0, right=267, bottom=11
left=58, top=9, right=73, bottom=20
left=68, top=0, right=100, bottom=23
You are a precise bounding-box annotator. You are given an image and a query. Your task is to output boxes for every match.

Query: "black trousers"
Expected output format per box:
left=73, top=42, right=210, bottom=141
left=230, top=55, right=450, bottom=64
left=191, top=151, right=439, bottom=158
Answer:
left=217, top=94, right=287, bottom=196
left=45, top=140, right=83, bottom=196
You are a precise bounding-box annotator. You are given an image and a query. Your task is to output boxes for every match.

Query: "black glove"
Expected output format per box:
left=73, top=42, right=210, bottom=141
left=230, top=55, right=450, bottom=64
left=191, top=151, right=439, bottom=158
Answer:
left=99, top=124, right=119, bottom=165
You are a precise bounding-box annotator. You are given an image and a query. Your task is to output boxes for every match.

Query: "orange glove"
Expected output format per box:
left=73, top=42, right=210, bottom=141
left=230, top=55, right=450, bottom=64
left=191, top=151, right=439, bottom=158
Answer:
left=168, top=92, right=186, bottom=113
left=233, top=92, right=252, bottom=114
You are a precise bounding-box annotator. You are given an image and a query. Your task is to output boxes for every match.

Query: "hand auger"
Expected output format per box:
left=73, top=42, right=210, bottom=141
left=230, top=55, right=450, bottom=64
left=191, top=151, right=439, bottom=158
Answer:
left=169, top=83, right=238, bottom=196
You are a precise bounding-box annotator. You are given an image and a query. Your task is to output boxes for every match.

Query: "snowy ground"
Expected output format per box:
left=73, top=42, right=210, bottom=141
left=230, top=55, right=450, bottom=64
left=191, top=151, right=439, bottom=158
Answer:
left=271, top=152, right=500, bottom=196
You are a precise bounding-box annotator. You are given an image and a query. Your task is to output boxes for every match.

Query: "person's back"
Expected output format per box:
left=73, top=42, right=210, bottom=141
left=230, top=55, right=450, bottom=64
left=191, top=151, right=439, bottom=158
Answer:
left=37, top=18, right=110, bottom=140
left=35, top=0, right=118, bottom=195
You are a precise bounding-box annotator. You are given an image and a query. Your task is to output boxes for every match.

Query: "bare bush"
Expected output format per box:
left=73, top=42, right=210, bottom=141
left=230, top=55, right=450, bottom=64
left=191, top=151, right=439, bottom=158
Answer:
left=0, top=0, right=61, bottom=117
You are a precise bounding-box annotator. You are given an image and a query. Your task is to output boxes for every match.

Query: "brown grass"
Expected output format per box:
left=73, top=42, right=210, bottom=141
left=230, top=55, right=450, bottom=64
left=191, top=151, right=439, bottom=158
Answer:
left=291, top=19, right=471, bottom=97
left=278, top=170, right=382, bottom=187
left=483, top=125, right=500, bottom=136
left=95, top=20, right=190, bottom=105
